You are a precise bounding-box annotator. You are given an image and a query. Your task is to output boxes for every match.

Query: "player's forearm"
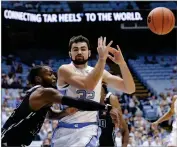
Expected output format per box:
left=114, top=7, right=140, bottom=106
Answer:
left=44, top=88, right=111, bottom=111
left=115, top=102, right=129, bottom=147
left=119, top=62, right=135, bottom=94
left=122, top=120, right=129, bottom=147
left=61, top=95, right=111, bottom=111
left=85, top=58, right=106, bottom=91
left=157, top=110, right=173, bottom=124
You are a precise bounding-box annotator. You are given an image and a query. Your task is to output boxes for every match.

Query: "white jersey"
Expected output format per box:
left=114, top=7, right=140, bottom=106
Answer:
left=58, top=63, right=102, bottom=123
left=172, top=98, right=177, bottom=129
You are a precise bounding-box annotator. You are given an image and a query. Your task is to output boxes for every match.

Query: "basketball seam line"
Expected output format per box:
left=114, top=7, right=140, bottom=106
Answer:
left=169, top=11, right=174, bottom=33
left=161, top=8, right=164, bottom=35
left=151, top=11, right=157, bottom=33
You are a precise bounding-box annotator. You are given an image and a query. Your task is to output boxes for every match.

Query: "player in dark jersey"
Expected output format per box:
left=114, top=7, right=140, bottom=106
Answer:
left=1, top=65, right=112, bottom=147
left=99, top=84, right=129, bottom=147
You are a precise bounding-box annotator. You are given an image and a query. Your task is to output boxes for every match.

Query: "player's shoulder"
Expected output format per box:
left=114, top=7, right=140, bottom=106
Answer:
left=29, top=86, right=44, bottom=96
left=58, top=64, right=74, bottom=73
left=109, top=93, right=120, bottom=104
left=30, top=86, right=58, bottom=100
left=58, top=64, right=72, bottom=70
left=110, top=93, right=118, bottom=100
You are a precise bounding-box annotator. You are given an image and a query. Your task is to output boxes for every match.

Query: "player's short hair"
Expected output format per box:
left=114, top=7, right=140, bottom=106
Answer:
left=69, top=35, right=90, bottom=51
left=28, top=65, right=44, bottom=84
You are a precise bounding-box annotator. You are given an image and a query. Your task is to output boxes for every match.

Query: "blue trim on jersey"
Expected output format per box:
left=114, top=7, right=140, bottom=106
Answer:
left=84, top=112, right=101, bottom=147
left=85, top=126, right=101, bottom=147
left=56, top=122, right=97, bottom=129
left=51, top=122, right=98, bottom=146
left=58, top=89, right=67, bottom=95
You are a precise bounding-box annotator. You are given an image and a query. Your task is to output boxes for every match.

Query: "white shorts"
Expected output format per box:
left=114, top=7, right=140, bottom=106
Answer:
left=51, top=122, right=101, bottom=147
left=168, top=128, right=177, bottom=147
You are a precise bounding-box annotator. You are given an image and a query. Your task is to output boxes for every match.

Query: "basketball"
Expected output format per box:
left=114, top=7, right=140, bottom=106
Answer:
left=147, top=7, right=175, bottom=35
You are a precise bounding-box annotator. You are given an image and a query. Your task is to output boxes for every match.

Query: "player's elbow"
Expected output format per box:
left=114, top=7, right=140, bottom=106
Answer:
left=127, top=91, right=135, bottom=95
left=125, top=89, right=135, bottom=94
left=126, top=85, right=136, bottom=94
left=169, top=109, right=174, bottom=116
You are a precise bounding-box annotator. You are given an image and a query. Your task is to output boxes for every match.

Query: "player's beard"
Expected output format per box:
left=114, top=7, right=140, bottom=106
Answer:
left=42, top=80, right=57, bottom=89
left=71, top=55, right=89, bottom=65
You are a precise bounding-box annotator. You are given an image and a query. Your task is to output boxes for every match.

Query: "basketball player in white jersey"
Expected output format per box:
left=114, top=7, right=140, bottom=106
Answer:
left=152, top=95, right=177, bottom=147
left=52, top=35, right=135, bottom=147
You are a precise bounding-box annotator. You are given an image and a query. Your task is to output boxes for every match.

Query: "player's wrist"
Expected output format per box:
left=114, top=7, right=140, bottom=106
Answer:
left=117, top=61, right=127, bottom=66
left=156, top=120, right=160, bottom=124
left=154, top=120, right=160, bottom=125
left=98, top=57, right=107, bottom=62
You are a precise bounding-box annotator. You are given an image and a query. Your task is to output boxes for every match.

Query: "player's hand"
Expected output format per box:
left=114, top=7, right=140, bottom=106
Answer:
left=97, top=36, right=113, bottom=61
left=65, top=107, right=78, bottom=115
left=151, top=121, right=159, bottom=130
left=108, top=45, right=126, bottom=65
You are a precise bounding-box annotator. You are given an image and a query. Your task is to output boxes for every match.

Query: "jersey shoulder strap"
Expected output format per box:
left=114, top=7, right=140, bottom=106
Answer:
left=104, top=92, right=112, bottom=104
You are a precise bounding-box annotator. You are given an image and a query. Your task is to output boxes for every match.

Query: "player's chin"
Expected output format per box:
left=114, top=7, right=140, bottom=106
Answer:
left=51, top=82, right=57, bottom=87
left=75, top=58, right=84, bottom=62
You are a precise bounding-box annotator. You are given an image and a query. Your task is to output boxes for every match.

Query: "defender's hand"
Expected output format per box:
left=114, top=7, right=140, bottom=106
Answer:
left=65, top=107, right=78, bottom=115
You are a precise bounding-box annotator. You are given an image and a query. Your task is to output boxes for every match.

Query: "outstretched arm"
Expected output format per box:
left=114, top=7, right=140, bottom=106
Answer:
left=152, top=95, right=177, bottom=129
left=103, top=46, right=135, bottom=94
left=31, top=87, right=112, bottom=111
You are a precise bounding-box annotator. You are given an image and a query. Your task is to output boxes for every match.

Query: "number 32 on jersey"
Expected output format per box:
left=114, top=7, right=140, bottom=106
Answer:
left=76, top=90, right=95, bottom=99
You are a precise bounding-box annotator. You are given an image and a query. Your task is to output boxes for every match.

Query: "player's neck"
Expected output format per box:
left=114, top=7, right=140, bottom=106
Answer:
left=73, top=63, right=88, bottom=69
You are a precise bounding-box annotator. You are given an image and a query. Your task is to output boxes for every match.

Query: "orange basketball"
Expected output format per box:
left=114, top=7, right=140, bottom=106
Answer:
left=147, top=7, right=175, bottom=35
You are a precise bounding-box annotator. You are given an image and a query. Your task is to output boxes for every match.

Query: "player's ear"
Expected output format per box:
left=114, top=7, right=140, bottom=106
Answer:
left=88, top=50, right=91, bottom=57
left=69, top=51, right=71, bottom=58
left=35, top=76, right=42, bottom=84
